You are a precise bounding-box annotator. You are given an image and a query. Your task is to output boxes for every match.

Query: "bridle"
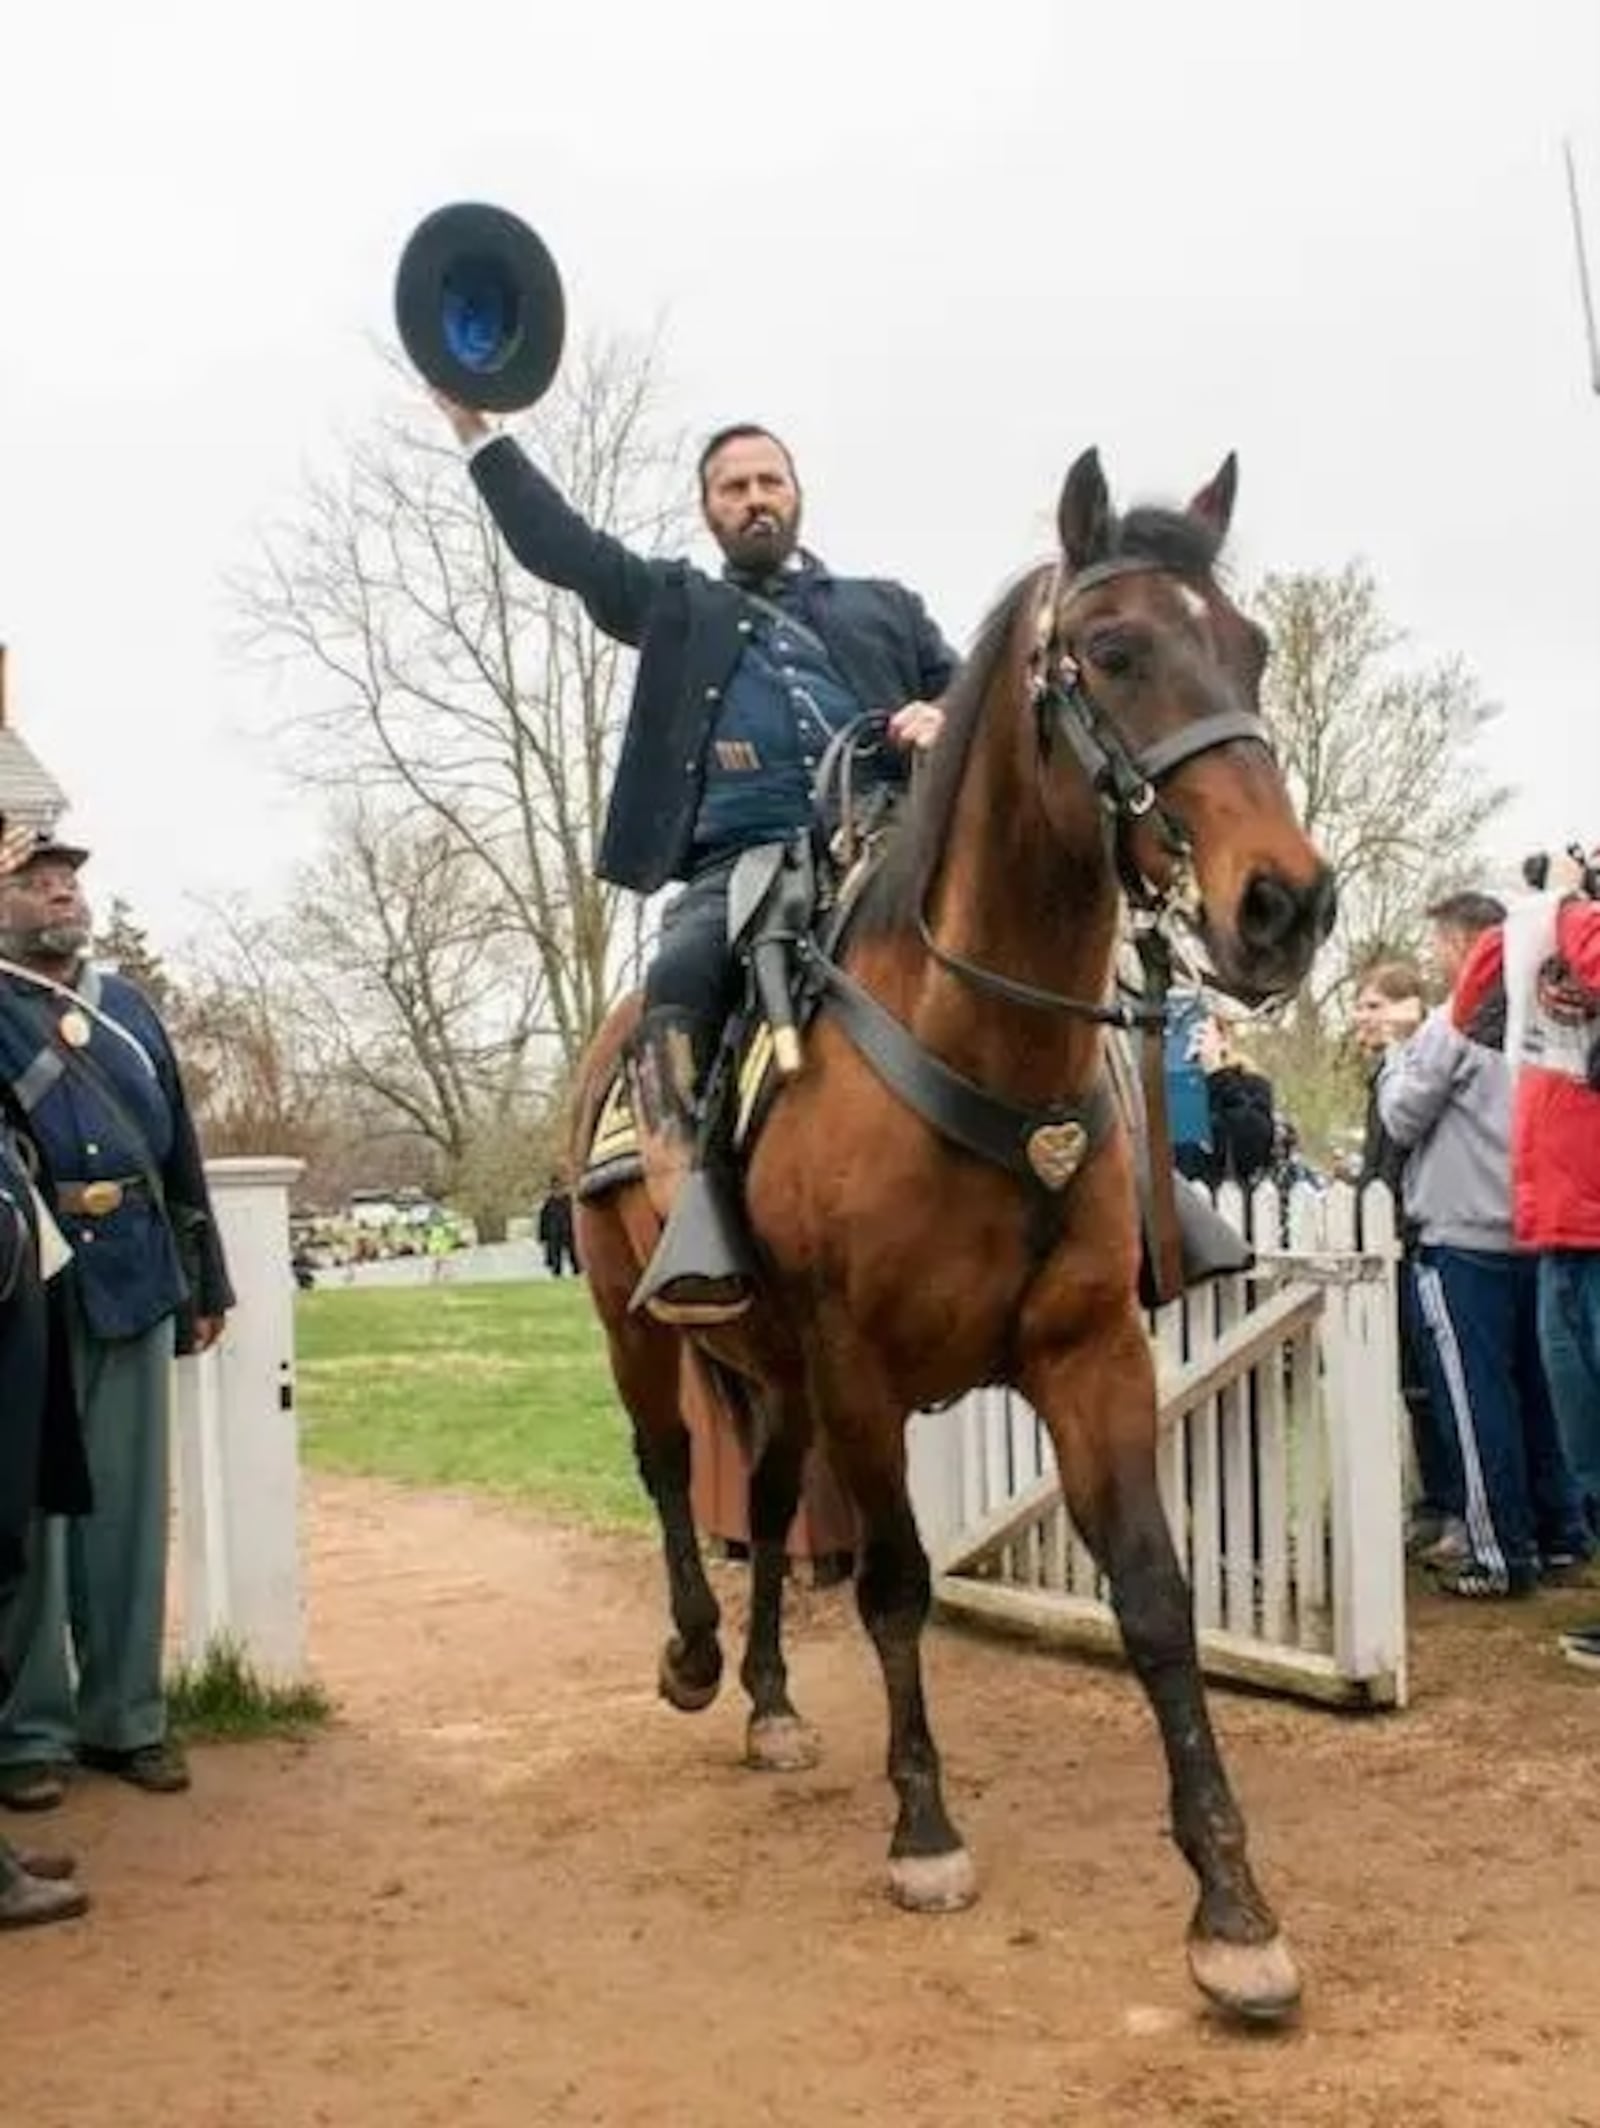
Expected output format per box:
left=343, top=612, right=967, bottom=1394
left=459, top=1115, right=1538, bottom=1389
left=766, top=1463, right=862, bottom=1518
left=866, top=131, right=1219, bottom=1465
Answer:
left=907, top=553, right=1278, bottom=1302
left=916, top=555, right=1275, bottom=1031
left=798, top=554, right=1279, bottom=1302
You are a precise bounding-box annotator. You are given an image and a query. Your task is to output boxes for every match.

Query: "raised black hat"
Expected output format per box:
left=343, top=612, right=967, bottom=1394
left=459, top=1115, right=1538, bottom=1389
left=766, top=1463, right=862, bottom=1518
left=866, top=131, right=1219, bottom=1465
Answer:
left=394, top=203, right=566, bottom=415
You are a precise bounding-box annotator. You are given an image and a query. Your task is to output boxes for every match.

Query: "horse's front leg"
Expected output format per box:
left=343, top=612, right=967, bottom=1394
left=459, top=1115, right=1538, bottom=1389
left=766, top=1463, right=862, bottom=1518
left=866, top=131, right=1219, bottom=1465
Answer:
left=1022, top=1309, right=1301, bottom=2023
left=820, top=1379, right=975, bottom=1912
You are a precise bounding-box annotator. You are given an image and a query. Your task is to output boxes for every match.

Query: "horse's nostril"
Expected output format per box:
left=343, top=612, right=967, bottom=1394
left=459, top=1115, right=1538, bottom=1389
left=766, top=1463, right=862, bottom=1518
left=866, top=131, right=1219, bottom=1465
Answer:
left=1237, top=868, right=1338, bottom=957
left=1238, top=873, right=1301, bottom=951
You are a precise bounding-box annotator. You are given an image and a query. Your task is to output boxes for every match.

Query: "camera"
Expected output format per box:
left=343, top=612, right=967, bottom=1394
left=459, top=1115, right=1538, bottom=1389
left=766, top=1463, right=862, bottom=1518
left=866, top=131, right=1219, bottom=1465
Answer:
left=1521, top=843, right=1600, bottom=897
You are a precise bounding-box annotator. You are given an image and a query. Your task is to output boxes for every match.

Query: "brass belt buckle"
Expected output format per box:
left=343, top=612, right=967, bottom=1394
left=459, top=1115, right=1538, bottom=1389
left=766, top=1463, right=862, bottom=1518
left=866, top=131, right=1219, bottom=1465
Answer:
left=80, top=1180, right=124, bottom=1217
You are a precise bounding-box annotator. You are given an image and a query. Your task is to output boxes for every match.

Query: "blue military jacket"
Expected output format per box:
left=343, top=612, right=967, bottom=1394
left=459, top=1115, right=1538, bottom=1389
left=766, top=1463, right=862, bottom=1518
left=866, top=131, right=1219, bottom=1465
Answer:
left=0, top=966, right=233, bottom=1345
left=470, top=435, right=959, bottom=895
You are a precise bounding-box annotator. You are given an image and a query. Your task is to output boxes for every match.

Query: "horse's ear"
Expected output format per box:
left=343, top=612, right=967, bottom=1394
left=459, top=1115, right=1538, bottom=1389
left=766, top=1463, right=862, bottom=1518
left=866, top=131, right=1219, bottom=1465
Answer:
left=1057, top=448, right=1112, bottom=570
left=1188, top=452, right=1238, bottom=541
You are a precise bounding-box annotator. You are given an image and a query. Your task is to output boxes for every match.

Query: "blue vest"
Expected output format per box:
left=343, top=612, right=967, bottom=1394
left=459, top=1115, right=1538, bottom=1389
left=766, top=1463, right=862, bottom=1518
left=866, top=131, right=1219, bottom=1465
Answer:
left=692, top=583, right=868, bottom=858
left=0, top=969, right=188, bottom=1340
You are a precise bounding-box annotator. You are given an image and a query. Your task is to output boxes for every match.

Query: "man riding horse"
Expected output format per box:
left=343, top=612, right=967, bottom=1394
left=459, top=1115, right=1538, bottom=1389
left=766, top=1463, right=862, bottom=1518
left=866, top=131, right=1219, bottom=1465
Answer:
left=432, top=396, right=956, bottom=1324
left=416, top=213, right=1338, bottom=2025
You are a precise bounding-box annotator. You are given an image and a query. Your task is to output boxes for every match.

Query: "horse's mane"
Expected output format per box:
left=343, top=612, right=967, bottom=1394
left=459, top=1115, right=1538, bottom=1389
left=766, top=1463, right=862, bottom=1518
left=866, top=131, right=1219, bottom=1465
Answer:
left=854, top=502, right=1223, bottom=940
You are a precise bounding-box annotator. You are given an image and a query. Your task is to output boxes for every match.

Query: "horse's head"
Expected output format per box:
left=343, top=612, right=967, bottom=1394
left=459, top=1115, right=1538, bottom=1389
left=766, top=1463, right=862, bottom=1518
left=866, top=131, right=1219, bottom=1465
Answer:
left=1039, top=448, right=1334, bottom=1002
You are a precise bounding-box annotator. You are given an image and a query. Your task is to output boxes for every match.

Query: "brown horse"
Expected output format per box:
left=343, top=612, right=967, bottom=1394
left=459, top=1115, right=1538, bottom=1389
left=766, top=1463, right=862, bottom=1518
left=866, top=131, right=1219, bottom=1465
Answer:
left=573, top=447, right=1334, bottom=2022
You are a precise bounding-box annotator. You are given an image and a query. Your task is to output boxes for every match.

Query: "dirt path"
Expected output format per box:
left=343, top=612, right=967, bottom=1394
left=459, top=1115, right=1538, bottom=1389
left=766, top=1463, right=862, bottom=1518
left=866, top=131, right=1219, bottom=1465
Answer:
left=7, top=1474, right=1600, bottom=2128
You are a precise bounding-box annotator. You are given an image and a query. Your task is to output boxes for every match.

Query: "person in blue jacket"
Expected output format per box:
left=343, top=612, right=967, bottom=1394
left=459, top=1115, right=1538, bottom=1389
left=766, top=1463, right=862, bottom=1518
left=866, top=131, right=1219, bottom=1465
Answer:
left=434, top=394, right=957, bottom=1326
left=0, top=823, right=232, bottom=1810
left=1164, top=993, right=1216, bottom=1168
left=1171, top=1005, right=1276, bottom=1192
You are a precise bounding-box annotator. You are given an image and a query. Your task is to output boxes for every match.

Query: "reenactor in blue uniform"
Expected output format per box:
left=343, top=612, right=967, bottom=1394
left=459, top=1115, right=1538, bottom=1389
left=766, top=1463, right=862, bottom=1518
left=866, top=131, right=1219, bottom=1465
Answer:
left=434, top=399, right=955, bottom=1323
left=0, top=1083, right=90, bottom=1925
left=0, top=821, right=233, bottom=1809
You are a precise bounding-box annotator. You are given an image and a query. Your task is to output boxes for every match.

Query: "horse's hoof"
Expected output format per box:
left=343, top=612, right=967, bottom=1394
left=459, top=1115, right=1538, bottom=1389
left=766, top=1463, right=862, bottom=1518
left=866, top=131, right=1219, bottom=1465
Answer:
left=657, top=1639, right=722, bottom=1714
left=1188, top=1930, right=1302, bottom=2024
left=744, top=1715, right=822, bottom=1773
left=887, top=1848, right=978, bottom=1914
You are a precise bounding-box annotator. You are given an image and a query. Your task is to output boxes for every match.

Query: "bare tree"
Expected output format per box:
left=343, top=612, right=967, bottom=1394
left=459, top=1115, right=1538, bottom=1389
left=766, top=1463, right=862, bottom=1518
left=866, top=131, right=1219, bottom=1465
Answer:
left=171, top=812, right=555, bottom=1233
left=165, top=894, right=329, bottom=1168
left=279, top=799, right=548, bottom=1236
left=234, top=333, right=685, bottom=1077
left=1252, top=561, right=1510, bottom=1023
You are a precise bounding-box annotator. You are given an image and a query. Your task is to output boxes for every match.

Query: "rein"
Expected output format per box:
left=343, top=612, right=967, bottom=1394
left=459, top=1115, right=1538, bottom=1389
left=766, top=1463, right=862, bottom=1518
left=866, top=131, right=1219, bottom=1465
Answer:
left=915, top=556, right=1272, bottom=1025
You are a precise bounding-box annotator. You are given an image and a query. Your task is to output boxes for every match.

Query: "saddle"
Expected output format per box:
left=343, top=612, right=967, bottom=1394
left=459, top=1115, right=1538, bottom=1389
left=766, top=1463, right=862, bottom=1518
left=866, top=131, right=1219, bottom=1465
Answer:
left=579, top=750, right=882, bottom=1201
left=578, top=718, right=1251, bottom=1303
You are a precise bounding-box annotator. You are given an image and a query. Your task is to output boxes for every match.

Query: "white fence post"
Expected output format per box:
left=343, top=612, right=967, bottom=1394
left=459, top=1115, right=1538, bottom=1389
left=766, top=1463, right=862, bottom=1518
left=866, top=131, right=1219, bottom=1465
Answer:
left=1323, top=1183, right=1407, bottom=1700
left=911, top=1179, right=1410, bottom=1710
left=172, top=1155, right=305, bottom=1679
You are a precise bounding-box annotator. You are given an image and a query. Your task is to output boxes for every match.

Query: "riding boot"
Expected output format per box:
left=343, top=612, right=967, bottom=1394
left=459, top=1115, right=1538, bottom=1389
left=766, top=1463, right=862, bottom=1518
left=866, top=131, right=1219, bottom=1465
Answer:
left=626, top=1007, right=755, bottom=1327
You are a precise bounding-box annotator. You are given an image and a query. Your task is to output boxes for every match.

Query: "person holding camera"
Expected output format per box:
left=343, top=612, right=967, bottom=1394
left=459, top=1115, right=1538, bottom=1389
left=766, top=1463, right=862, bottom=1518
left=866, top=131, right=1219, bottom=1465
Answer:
left=1453, top=850, right=1600, bottom=1658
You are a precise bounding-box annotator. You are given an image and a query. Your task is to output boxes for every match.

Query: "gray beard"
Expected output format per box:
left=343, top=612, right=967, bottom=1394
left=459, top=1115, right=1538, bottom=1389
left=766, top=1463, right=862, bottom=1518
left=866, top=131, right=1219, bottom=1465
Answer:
left=0, top=923, right=88, bottom=965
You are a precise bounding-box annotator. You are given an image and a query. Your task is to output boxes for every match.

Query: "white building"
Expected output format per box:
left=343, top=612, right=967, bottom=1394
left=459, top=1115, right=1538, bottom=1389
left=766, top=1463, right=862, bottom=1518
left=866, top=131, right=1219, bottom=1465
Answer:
left=0, top=646, right=69, bottom=832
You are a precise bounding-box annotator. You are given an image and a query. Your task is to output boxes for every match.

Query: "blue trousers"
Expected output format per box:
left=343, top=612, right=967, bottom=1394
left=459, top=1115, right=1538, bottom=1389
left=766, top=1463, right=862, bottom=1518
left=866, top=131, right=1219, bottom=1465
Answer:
left=644, top=855, right=740, bottom=1047
left=1538, top=1250, right=1600, bottom=1539
left=1413, top=1244, right=1588, bottom=1583
left=1400, top=1254, right=1461, bottom=1520
left=0, top=1298, right=175, bottom=1764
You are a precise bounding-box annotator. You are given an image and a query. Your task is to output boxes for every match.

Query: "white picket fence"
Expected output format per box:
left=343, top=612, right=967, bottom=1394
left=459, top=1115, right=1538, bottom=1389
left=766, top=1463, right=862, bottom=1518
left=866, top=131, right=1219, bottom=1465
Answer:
left=906, top=1181, right=1408, bottom=1709
left=167, top=1164, right=1408, bottom=1711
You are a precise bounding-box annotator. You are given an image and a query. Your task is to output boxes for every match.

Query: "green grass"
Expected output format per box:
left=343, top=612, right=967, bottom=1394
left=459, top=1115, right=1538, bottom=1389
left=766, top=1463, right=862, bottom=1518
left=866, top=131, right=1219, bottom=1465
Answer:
left=294, top=1280, right=650, bottom=1530
left=167, top=1635, right=334, bottom=1741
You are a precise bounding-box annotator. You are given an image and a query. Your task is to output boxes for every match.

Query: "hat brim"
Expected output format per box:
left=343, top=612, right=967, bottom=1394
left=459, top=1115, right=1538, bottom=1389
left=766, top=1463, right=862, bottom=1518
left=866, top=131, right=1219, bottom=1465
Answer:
left=395, top=203, right=565, bottom=415
left=24, top=840, right=90, bottom=872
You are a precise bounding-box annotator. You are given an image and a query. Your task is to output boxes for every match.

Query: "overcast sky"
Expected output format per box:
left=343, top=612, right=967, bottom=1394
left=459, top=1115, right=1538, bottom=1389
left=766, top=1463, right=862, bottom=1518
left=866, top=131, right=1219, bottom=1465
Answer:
left=2, top=1, right=1597, bottom=946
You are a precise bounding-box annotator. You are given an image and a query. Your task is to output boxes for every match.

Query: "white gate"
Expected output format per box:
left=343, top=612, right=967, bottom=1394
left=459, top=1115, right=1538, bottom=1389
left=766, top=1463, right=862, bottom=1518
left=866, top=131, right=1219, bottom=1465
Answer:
left=906, top=1182, right=1408, bottom=1710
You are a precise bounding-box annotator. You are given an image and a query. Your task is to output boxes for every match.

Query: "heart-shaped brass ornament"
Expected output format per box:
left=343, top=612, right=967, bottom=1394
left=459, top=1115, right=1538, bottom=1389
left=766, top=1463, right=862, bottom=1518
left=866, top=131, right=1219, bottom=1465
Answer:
left=1026, top=1120, right=1088, bottom=1191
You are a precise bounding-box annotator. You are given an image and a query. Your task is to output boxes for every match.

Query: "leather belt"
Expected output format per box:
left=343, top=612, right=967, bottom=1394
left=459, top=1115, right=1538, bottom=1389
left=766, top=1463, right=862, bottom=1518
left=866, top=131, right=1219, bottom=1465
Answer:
left=56, top=1177, right=147, bottom=1217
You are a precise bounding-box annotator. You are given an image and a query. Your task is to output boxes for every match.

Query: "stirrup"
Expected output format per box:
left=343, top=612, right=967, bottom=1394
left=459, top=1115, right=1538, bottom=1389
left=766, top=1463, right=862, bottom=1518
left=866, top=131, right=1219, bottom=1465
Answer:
left=1140, top=1177, right=1255, bottom=1307
left=629, top=1168, right=755, bottom=1327
left=1176, top=1180, right=1255, bottom=1284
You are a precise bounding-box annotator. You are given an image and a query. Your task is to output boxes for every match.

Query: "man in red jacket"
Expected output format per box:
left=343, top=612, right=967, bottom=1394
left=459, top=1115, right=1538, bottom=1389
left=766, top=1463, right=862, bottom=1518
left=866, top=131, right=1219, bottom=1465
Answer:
left=1453, top=849, right=1600, bottom=1667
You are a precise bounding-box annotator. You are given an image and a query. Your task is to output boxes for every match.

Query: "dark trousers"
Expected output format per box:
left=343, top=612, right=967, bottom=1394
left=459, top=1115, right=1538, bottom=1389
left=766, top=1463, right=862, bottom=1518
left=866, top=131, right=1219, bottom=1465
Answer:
left=1399, top=1254, right=1460, bottom=1520
left=1538, top=1250, right=1600, bottom=1537
left=0, top=1300, right=176, bottom=1762
left=643, top=857, right=740, bottom=1070
left=1413, top=1243, right=1588, bottom=1582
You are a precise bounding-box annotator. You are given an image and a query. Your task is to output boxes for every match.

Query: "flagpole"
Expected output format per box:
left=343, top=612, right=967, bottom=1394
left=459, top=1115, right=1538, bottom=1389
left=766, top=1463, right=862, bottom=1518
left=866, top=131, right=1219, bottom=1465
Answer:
left=1564, top=139, right=1600, bottom=395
